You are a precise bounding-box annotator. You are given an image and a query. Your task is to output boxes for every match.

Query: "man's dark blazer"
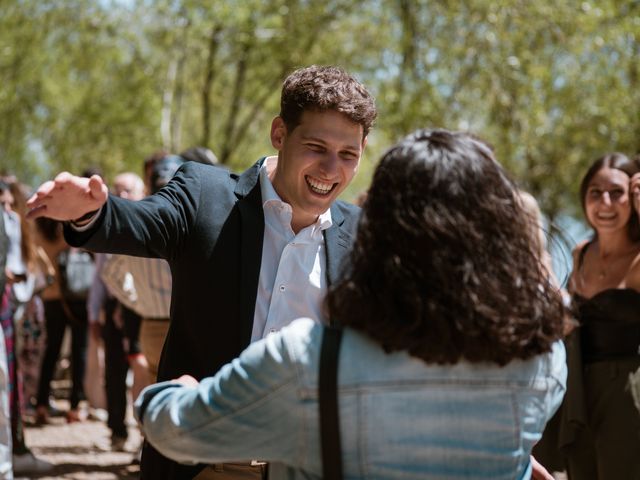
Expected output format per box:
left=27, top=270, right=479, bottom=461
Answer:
left=64, top=158, right=360, bottom=479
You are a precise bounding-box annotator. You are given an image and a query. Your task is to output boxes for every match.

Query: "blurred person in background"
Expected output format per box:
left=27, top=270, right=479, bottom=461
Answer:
left=33, top=170, right=98, bottom=426
left=32, top=217, right=68, bottom=418
left=0, top=186, right=13, bottom=479
left=87, top=171, right=147, bottom=452
left=6, top=182, right=55, bottom=415
left=0, top=180, right=52, bottom=474
left=179, top=146, right=219, bottom=166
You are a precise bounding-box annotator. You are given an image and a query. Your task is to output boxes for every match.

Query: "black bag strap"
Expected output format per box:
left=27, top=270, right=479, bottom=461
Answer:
left=319, top=325, right=344, bottom=480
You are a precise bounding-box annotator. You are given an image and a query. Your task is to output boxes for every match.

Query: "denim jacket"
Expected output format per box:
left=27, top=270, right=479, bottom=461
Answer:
left=136, top=318, right=566, bottom=480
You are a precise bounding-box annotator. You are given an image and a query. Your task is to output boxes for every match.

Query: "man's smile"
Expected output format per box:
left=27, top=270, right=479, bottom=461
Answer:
left=305, top=175, right=337, bottom=196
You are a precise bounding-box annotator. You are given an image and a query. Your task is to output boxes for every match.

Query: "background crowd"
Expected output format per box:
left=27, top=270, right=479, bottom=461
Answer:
left=0, top=147, right=221, bottom=477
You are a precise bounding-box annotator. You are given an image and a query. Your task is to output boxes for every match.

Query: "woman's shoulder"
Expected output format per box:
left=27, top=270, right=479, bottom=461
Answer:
left=571, top=239, right=591, bottom=262
left=569, top=239, right=591, bottom=294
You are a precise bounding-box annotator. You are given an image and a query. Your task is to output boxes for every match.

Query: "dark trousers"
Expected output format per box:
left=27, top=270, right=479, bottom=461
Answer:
left=121, top=305, right=142, bottom=356
left=36, top=299, right=87, bottom=409
left=103, top=299, right=128, bottom=438
left=566, top=358, right=640, bottom=480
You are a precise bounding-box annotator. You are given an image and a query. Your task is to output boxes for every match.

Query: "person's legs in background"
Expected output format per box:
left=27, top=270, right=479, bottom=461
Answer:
left=66, top=300, right=87, bottom=422
left=101, top=299, right=128, bottom=448
left=35, top=300, right=66, bottom=422
left=16, top=295, right=46, bottom=414
left=122, top=306, right=149, bottom=399
left=3, top=289, right=51, bottom=474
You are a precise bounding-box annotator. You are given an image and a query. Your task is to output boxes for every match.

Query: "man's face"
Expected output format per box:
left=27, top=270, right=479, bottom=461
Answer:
left=270, top=109, right=366, bottom=230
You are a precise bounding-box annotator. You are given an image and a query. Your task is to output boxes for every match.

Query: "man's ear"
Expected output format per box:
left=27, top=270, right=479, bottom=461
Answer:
left=270, top=117, right=287, bottom=150
left=361, top=136, right=368, bottom=151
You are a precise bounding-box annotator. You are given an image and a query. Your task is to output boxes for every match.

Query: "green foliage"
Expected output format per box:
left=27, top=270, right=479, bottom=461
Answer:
left=1, top=0, right=639, bottom=216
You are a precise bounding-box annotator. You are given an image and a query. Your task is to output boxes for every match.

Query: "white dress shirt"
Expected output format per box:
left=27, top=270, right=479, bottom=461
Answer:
left=251, top=158, right=332, bottom=342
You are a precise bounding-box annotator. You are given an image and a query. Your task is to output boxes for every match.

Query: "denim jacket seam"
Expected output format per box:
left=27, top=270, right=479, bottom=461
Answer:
left=300, top=377, right=548, bottom=397
left=284, top=332, right=310, bottom=469
left=357, top=390, right=369, bottom=479
left=509, top=390, right=522, bottom=454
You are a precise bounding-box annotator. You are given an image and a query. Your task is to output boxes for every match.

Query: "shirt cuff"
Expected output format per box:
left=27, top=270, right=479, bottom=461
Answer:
left=69, top=207, right=103, bottom=231
left=134, top=381, right=182, bottom=425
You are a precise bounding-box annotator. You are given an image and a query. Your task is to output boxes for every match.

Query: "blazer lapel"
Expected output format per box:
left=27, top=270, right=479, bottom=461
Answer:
left=323, top=205, right=353, bottom=288
left=236, top=160, right=265, bottom=347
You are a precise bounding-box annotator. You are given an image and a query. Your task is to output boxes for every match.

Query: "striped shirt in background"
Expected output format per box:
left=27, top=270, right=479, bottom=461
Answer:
left=100, top=255, right=171, bottom=319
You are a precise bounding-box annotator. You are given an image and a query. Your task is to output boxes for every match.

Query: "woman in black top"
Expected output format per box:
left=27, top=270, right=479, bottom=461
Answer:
left=562, top=153, right=640, bottom=479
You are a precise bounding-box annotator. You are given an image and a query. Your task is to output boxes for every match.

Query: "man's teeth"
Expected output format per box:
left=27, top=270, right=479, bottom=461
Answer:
left=307, top=177, right=334, bottom=194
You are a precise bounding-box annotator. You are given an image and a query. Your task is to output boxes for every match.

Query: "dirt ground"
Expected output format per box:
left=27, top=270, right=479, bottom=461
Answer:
left=21, top=404, right=141, bottom=480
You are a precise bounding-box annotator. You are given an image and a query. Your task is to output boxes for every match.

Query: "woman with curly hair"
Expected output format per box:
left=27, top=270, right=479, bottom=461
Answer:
left=135, top=129, right=566, bottom=480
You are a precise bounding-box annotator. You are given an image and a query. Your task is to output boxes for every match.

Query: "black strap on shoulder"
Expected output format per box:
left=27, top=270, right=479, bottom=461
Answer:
left=319, top=326, right=344, bottom=480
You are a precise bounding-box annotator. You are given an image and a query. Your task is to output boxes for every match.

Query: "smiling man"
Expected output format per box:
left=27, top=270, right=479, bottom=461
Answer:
left=26, top=65, right=376, bottom=480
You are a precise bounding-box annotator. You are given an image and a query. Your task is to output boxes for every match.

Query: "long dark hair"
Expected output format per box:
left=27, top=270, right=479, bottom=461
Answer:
left=579, top=152, right=640, bottom=241
left=326, top=129, right=564, bottom=366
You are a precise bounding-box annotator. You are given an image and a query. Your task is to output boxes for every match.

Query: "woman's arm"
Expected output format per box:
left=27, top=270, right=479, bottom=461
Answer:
left=135, top=327, right=304, bottom=465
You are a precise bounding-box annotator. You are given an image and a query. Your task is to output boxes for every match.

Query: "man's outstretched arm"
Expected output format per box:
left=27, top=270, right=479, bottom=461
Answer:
left=26, top=172, right=108, bottom=222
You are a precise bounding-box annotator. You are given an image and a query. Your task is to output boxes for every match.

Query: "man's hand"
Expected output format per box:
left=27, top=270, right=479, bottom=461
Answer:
left=26, top=172, right=108, bottom=221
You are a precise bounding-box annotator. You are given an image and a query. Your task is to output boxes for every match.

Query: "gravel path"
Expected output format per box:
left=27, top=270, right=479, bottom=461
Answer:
left=21, top=406, right=141, bottom=480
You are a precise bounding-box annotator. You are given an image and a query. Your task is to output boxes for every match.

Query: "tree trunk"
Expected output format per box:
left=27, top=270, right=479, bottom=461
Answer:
left=201, top=25, right=223, bottom=148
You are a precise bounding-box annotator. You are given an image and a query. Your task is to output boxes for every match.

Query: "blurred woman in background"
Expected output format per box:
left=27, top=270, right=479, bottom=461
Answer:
left=33, top=216, right=89, bottom=425
left=0, top=179, right=52, bottom=474
left=560, top=153, right=640, bottom=479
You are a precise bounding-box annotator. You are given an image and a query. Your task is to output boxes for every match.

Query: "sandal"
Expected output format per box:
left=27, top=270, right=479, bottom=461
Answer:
left=66, top=409, right=81, bottom=423
left=35, top=406, right=49, bottom=425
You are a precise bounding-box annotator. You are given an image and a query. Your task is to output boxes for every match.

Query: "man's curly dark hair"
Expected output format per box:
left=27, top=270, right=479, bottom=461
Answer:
left=280, top=65, right=377, bottom=138
left=326, top=129, right=564, bottom=366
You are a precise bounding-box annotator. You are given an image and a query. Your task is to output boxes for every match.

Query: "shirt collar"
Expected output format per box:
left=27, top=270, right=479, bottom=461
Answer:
left=259, top=157, right=332, bottom=232
left=259, top=157, right=282, bottom=207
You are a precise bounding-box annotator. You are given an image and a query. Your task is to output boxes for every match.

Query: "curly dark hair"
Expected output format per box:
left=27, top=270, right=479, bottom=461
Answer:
left=280, top=65, right=377, bottom=138
left=326, top=129, right=564, bottom=366
left=579, top=152, right=640, bottom=241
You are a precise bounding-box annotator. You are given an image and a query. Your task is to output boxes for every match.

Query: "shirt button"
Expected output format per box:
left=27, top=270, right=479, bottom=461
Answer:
left=279, top=285, right=286, bottom=292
